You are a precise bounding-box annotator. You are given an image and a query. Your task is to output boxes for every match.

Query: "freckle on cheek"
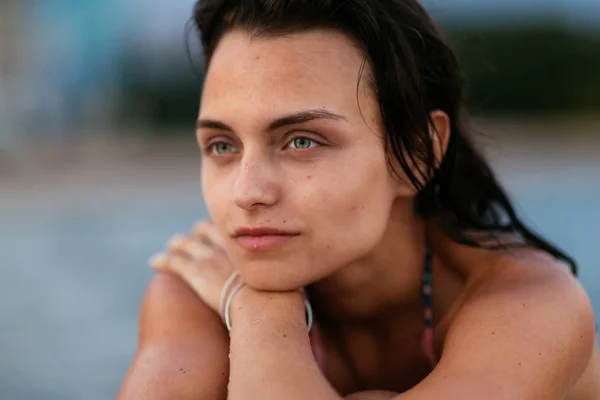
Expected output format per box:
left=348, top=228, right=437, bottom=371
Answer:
left=306, top=175, right=312, bottom=180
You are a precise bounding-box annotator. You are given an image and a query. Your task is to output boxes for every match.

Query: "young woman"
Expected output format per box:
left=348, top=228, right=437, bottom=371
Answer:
left=118, top=1, right=600, bottom=399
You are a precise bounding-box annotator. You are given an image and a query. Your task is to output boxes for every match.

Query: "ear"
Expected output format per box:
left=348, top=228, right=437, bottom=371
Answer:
left=389, top=110, right=451, bottom=197
left=429, top=110, right=450, bottom=169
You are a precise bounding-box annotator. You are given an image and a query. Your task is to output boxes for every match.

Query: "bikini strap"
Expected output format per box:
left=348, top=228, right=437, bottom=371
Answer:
left=422, top=242, right=433, bottom=328
left=421, top=241, right=437, bottom=366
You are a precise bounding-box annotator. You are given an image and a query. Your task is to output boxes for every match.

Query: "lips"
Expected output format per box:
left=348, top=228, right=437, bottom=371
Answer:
left=233, top=227, right=299, bottom=251
left=233, top=227, right=297, bottom=237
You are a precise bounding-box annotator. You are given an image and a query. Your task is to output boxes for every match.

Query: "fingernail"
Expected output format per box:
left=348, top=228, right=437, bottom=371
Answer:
left=167, top=235, right=185, bottom=249
left=149, top=253, right=167, bottom=269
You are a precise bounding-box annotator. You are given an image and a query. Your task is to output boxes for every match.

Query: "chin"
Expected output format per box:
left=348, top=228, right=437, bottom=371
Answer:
left=237, top=257, right=318, bottom=292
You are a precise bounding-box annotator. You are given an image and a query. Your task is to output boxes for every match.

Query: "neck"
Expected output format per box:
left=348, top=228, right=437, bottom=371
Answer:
left=308, top=202, right=428, bottom=324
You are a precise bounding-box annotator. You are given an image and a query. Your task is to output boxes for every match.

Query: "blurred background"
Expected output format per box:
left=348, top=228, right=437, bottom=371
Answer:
left=0, top=0, right=598, bottom=398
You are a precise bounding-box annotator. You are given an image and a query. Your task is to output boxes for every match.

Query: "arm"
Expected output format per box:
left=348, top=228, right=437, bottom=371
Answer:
left=225, top=262, right=596, bottom=400
left=117, top=272, right=230, bottom=400
left=227, top=289, right=401, bottom=400
left=227, top=289, right=340, bottom=399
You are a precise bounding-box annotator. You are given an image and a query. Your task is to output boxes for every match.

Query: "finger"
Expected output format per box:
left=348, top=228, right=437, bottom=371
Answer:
left=167, top=234, right=210, bottom=255
left=159, top=245, right=232, bottom=279
left=171, top=235, right=214, bottom=260
left=167, top=252, right=196, bottom=275
left=152, top=252, right=197, bottom=281
left=164, top=253, right=211, bottom=297
left=149, top=248, right=192, bottom=268
left=193, top=221, right=226, bottom=248
left=166, top=234, right=187, bottom=251
left=149, top=252, right=169, bottom=270
left=149, top=249, right=232, bottom=312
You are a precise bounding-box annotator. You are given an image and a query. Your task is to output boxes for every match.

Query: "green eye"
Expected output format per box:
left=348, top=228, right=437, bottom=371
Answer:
left=291, top=137, right=315, bottom=149
left=211, top=142, right=236, bottom=155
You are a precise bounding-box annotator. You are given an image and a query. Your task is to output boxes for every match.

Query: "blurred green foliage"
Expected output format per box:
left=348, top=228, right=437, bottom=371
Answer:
left=116, top=23, right=600, bottom=131
left=447, top=24, right=600, bottom=115
left=117, top=61, right=202, bottom=129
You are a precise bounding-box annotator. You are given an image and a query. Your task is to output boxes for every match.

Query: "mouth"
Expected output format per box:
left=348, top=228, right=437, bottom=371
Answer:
left=232, top=227, right=300, bottom=252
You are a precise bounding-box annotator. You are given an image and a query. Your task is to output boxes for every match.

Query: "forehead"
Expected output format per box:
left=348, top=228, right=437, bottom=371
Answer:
left=200, top=29, right=374, bottom=119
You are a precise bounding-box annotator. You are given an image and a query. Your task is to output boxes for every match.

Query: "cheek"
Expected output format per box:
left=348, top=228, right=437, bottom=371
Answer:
left=201, top=166, right=231, bottom=226
left=312, top=195, right=392, bottom=268
left=304, top=155, right=395, bottom=267
left=201, top=169, right=216, bottom=213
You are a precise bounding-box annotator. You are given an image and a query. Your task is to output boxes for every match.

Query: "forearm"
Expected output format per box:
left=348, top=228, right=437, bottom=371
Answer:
left=227, top=288, right=341, bottom=400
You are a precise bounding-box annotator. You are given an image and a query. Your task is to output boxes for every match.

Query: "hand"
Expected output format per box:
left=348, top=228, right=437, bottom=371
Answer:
left=150, top=220, right=235, bottom=315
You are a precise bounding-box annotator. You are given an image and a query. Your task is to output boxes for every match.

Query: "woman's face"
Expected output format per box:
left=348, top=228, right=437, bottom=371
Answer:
left=197, top=29, right=408, bottom=290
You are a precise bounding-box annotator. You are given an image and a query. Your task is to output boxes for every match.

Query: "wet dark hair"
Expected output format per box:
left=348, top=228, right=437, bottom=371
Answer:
left=192, top=0, right=577, bottom=274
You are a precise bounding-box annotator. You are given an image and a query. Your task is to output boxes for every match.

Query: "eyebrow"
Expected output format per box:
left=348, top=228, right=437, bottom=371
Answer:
left=196, top=109, right=347, bottom=133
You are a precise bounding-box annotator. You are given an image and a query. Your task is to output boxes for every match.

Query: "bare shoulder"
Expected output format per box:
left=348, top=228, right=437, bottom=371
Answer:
left=427, top=246, right=598, bottom=399
left=118, top=272, right=229, bottom=400
left=138, top=271, right=227, bottom=343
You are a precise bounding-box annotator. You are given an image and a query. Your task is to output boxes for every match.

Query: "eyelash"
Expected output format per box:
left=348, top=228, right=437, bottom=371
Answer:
left=203, top=135, right=323, bottom=156
left=204, top=142, right=238, bottom=156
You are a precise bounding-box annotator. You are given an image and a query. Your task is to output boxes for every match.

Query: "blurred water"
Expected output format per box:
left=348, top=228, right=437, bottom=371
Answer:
left=0, top=158, right=598, bottom=400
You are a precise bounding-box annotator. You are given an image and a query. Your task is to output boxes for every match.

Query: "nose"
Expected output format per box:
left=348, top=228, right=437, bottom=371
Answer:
left=233, top=153, right=280, bottom=211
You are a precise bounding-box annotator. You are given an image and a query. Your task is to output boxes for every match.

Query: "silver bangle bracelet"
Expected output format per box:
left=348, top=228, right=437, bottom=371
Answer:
left=223, top=284, right=314, bottom=333
left=219, top=271, right=240, bottom=319
left=224, top=281, right=246, bottom=331
left=304, top=295, right=314, bottom=332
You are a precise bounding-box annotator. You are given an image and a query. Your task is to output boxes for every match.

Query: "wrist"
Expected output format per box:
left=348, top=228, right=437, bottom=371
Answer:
left=239, top=287, right=304, bottom=306
left=230, top=288, right=308, bottom=332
